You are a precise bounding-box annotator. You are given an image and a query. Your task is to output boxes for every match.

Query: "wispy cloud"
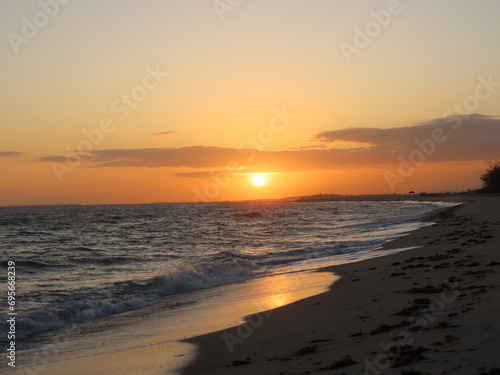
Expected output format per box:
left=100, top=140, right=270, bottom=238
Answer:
left=37, top=115, right=500, bottom=176
left=0, top=151, right=27, bottom=158
left=87, top=147, right=250, bottom=168
left=151, top=131, right=179, bottom=137
left=38, top=154, right=94, bottom=163
left=174, top=170, right=241, bottom=179
left=38, top=156, right=68, bottom=162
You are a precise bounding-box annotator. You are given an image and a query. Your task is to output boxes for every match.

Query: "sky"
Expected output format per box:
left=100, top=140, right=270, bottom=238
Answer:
left=1, top=0, right=500, bottom=205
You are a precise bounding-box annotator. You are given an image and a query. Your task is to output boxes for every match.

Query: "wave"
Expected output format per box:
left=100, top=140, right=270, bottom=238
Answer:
left=239, top=212, right=263, bottom=218
left=255, top=240, right=382, bottom=267
left=0, top=218, right=31, bottom=226
left=0, top=201, right=454, bottom=342
left=2, top=260, right=68, bottom=269
left=0, top=257, right=256, bottom=342
left=70, top=256, right=141, bottom=265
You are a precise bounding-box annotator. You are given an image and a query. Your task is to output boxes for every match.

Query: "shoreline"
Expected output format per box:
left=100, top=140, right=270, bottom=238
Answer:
left=4, top=196, right=499, bottom=375
left=181, top=195, right=500, bottom=375
left=1, top=192, right=470, bottom=208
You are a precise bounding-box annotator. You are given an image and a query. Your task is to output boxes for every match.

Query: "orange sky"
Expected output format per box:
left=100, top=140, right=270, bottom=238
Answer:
left=1, top=1, right=500, bottom=205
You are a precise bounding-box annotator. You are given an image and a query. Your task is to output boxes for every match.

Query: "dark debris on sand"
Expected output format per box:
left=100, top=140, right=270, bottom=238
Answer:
left=479, top=369, right=500, bottom=375
left=310, top=338, right=332, bottom=343
left=401, top=370, right=426, bottom=375
left=231, top=359, right=250, bottom=366
left=392, top=346, right=429, bottom=368
left=295, top=345, right=318, bottom=356
left=395, top=305, right=425, bottom=317
left=403, top=284, right=447, bottom=294
left=369, top=322, right=407, bottom=335
left=318, top=355, right=355, bottom=370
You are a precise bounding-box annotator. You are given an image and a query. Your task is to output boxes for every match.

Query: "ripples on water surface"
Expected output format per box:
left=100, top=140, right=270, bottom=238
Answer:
left=0, top=200, right=453, bottom=340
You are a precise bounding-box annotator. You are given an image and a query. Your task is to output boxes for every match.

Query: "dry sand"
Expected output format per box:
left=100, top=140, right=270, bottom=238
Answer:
left=182, top=195, right=500, bottom=375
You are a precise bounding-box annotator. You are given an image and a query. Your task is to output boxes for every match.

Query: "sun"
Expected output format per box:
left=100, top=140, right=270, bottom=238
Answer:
left=253, top=175, right=266, bottom=187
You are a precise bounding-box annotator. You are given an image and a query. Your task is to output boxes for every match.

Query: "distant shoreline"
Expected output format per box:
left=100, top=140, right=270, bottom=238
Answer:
left=1, top=192, right=486, bottom=208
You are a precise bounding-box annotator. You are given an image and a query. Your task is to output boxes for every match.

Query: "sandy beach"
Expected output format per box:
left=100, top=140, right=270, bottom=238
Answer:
left=4, top=1, right=500, bottom=373
left=182, top=195, right=500, bottom=375
left=6, top=195, right=500, bottom=375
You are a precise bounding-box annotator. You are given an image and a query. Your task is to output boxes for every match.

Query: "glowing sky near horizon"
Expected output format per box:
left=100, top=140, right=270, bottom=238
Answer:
left=1, top=1, right=500, bottom=205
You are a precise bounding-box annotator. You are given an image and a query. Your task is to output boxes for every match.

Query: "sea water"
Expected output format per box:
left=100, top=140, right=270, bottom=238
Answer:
left=0, top=200, right=454, bottom=344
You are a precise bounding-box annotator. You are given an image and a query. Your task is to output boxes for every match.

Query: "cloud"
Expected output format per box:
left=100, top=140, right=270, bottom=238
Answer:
left=314, top=114, right=500, bottom=160
left=151, top=131, right=179, bottom=137
left=0, top=151, right=27, bottom=158
left=87, top=147, right=252, bottom=168
left=174, top=170, right=240, bottom=179
left=37, top=114, right=500, bottom=175
left=38, top=154, right=94, bottom=163
left=38, top=156, right=68, bottom=162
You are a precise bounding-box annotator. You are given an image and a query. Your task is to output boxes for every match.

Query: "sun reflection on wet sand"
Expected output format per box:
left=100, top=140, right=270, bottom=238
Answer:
left=16, top=271, right=339, bottom=375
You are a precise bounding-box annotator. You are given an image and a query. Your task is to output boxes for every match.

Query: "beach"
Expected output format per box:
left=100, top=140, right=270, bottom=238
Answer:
left=4, top=195, right=500, bottom=375
left=182, top=195, right=500, bottom=375
left=4, top=1, right=500, bottom=374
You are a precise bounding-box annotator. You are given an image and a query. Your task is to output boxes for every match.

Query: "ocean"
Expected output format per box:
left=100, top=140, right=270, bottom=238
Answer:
left=0, top=200, right=454, bottom=347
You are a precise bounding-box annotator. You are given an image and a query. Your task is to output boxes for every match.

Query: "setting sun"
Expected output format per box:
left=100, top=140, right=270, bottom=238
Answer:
left=253, top=175, right=266, bottom=187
